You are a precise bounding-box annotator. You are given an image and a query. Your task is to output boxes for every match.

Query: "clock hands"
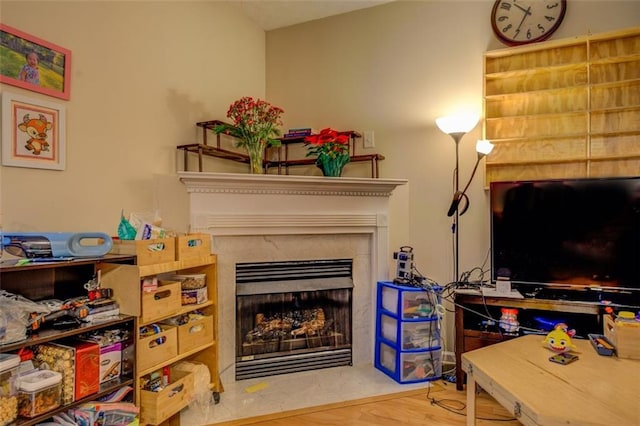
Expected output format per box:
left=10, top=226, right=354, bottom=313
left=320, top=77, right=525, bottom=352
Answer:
left=512, top=2, right=532, bottom=16
left=514, top=3, right=532, bottom=37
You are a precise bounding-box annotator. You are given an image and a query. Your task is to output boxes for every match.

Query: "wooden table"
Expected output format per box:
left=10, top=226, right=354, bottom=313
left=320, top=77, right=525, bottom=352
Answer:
left=462, top=334, right=640, bottom=425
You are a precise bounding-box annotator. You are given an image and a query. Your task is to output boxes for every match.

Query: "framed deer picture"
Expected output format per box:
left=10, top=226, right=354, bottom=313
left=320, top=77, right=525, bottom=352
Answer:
left=1, top=92, right=66, bottom=170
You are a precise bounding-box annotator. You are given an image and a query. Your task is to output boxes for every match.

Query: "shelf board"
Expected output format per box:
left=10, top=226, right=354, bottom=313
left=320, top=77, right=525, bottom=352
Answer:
left=485, top=110, right=588, bottom=121
left=485, top=86, right=587, bottom=101
left=137, top=255, right=217, bottom=277
left=589, top=77, right=640, bottom=90
left=485, top=132, right=588, bottom=143
left=0, top=254, right=134, bottom=272
left=138, top=341, right=215, bottom=377
left=589, top=52, right=640, bottom=65
left=138, top=300, right=214, bottom=327
left=13, top=375, right=135, bottom=426
left=0, top=315, right=135, bottom=352
left=485, top=62, right=587, bottom=80
left=485, top=157, right=590, bottom=167
left=590, top=129, right=640, bottom=138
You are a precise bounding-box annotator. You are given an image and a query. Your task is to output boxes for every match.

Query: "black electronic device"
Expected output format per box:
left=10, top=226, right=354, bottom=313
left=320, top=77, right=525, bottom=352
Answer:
left=549, top=353, right=579, bottom=365
left=490, top=177, right=640, bottom=306
left=393, top=246, right=414, bottom=284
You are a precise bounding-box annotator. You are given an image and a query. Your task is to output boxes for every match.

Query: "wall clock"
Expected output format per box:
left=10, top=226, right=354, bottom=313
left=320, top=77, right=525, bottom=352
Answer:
left=491, top=0, right=567, bottom=46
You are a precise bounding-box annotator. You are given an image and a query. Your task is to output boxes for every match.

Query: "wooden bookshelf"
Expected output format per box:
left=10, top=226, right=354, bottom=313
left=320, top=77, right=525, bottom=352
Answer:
left=483, top=27, right=640, bottom=184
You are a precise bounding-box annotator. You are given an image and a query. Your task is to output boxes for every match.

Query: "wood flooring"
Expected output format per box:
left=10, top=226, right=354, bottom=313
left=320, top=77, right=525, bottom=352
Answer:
left=214, top=381, right=520, bottom=425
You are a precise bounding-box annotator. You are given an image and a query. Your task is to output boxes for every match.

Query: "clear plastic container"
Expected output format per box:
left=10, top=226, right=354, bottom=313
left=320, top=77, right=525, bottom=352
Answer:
left=17, top=369, right=62, bottom=418
left=0, top=354, right=20, bottom=426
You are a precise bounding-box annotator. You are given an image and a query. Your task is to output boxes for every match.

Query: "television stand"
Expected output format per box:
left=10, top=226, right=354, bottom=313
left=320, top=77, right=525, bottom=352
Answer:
left=453, top=292, right=603, bottom=391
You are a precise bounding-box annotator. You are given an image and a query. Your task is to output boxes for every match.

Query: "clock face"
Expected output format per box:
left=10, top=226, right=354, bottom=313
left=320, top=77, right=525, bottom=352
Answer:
left=491, top=0, right=567, bottom=46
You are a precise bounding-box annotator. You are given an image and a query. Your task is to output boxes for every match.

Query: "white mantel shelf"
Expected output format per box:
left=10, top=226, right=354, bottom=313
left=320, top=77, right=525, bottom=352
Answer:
left=178, top=172, right=407, bottom=196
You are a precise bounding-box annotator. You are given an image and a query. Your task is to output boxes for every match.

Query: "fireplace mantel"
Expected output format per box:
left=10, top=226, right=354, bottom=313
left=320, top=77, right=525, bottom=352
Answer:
left=178, top=172, right=407, bottom=237
left=178, top=172, right=407, bottom=197
left=173, top=171, right=408, bottom=384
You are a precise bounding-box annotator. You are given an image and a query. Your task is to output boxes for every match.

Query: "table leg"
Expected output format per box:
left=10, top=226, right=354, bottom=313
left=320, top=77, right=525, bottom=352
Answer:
left=455, top=301, right=465, bottom=391
left=466, top=372, right=477, bottom=426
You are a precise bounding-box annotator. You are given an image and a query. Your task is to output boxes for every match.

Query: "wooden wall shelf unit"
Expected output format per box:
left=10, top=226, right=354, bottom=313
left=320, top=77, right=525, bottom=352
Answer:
left=454, top=292, right=604, bottom=391
left=177, top=120, right=385, bottom=178
left=483, top=26, right=640, bottom=184
left=0, top=255, right=137, bottom=426
left=101, top=254, right=219, bottom=426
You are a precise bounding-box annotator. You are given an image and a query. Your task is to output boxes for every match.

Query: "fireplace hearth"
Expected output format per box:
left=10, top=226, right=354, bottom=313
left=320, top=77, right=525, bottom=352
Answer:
left=236, top=259, right=353, bottom=380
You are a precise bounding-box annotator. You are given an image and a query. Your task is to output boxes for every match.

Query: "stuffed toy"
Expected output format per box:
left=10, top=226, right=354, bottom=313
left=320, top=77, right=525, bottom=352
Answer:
left=542, top=323, right=577, bottom=353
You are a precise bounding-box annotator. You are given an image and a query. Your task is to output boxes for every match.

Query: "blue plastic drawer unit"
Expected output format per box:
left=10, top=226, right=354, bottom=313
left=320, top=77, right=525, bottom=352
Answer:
left=377, top=280, right=438, bottom=319
left=376, top=341, right=442, bottom=384
left=378, top=313, right=440, bottom=350
left=375, top=281, right=442, bottom=384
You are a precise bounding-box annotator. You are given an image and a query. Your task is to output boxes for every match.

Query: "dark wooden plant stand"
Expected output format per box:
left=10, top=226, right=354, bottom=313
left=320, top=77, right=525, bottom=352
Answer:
left=177, top=120, right=385, bottom=178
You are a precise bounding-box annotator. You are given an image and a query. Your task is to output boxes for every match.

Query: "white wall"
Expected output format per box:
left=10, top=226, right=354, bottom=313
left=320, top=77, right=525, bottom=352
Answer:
left=0, top=1, right=266, bottom=233
left=265, top=0, right=640, bottom=350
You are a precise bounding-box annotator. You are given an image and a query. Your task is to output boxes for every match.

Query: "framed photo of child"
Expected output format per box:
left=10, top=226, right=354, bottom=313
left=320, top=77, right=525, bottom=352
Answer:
left=0, top=24, right=71, bottom=100
left=2, top=92, right=66, bottom=170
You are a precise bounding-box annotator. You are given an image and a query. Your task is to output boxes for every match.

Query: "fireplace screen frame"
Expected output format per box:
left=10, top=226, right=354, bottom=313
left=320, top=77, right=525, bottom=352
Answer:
left=235, top=259, right=354, bottom=380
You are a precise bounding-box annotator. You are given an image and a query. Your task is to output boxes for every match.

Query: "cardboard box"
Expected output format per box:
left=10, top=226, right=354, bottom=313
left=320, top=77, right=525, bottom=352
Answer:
left=181, top=287, right=208, bottom=305
left=72, top=341, right=100, bottom=400
left=175, top=233, right=211, bottom=260
left=99, top=342, right=122, bottom=383
left=110, top=238, right=175, bottom=265
left=604, top=314, right=640, bottom=360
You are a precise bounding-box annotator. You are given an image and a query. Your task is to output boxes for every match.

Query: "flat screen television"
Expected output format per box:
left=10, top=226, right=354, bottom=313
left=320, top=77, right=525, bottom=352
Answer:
left=490, top=177, right=640, bottom=306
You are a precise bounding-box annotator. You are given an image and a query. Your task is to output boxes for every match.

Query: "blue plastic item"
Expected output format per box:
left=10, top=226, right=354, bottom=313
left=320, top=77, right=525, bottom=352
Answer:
left=2, top=232, right=113, bottom=258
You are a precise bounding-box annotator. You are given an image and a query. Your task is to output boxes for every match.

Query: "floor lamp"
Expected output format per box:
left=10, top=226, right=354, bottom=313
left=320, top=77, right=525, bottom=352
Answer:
left=435, top=114, right=493, bottom=285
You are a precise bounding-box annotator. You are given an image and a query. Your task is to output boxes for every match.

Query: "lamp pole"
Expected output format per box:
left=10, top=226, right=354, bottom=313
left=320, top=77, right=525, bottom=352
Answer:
left=436, top=114, right=487, bottom=287
left=450, top=132, right=465, bottom=286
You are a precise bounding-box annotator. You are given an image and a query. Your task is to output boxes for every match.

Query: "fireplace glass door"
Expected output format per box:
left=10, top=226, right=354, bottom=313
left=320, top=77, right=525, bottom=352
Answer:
left=235, top=259, right=353, bottom=380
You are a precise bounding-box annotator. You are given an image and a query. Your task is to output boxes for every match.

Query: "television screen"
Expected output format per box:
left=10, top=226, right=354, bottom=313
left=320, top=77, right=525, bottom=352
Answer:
left=490, top=177, right=640, bottom=296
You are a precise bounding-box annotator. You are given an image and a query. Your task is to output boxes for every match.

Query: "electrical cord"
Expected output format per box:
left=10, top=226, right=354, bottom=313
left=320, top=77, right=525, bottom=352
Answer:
left=425, top=381, right=518, bottom=422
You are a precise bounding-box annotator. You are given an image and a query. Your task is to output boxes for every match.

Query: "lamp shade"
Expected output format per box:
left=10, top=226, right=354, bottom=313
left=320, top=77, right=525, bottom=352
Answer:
left=475, top=139, right=494, bottom=156
left=435, top=113, right=480, bottom=135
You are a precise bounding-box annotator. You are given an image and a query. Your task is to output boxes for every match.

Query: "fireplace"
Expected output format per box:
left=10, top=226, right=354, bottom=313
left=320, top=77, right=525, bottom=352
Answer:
left=159, top=172, right=408, bottom=385
left=235, top=259, right=353, bottom=379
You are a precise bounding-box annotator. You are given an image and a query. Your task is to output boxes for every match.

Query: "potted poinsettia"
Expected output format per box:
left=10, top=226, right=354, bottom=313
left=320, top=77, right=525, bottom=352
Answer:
left=304, top=128, right=351, bottom=177
left=214, top=97, right=284, bottom=174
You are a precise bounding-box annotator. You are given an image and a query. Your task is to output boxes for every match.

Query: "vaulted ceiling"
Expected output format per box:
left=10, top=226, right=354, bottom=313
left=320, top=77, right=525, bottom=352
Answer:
left=238, top=0, right=394, bottom=31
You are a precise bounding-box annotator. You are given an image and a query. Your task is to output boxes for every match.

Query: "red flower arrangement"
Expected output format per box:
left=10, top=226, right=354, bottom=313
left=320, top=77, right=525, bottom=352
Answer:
left=214, top=96, right=284, bottom=173
left=214, top=96, right=284, bottom=149
left=305, top=128, right=351, bottom=176
left=305, top=128, right=350, bottom=158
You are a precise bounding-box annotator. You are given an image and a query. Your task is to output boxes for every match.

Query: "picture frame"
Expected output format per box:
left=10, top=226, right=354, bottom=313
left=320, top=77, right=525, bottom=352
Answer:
left=1, top=92, right=66, bottom=170
left=0, top=23, right=71, bottom=100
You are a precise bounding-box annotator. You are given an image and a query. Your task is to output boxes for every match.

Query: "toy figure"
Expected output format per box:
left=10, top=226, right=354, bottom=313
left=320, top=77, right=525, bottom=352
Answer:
left=542, top=323, right=577, bottom=353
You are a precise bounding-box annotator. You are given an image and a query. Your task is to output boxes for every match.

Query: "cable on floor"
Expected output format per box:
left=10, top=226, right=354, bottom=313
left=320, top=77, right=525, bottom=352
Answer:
left=425, top=381, right=518, bottom=422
